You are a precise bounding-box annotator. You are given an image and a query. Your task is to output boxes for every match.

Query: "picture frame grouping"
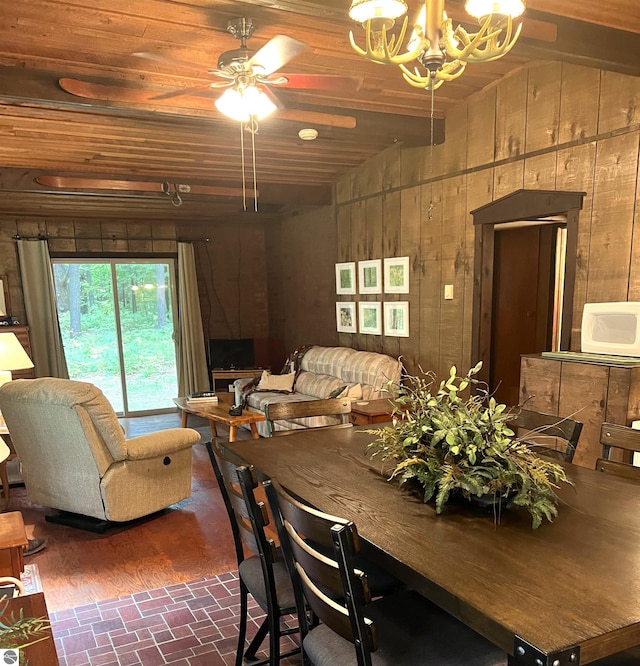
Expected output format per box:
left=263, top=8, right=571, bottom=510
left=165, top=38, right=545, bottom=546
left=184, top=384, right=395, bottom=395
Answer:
left=336, top=300, right=409, bottom=337
left=335, top=257, right=409, bottom=295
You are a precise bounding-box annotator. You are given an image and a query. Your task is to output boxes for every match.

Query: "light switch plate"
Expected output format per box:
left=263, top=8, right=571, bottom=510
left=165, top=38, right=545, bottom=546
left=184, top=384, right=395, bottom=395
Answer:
left=444, top=284, right=454, bottom=300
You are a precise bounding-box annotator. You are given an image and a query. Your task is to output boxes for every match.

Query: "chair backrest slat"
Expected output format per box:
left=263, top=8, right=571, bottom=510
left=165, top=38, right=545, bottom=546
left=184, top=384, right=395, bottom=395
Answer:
left=510, top=409, right=582, bottom=463
left=595, top=457, right=640, bottom=481
left=206, top=441, right=277, bottom=565
left=264, top=398, right=353, bottom=437
left=266, top=478, right=377, bottom=665
left=597, top=423, right=640, bottom=480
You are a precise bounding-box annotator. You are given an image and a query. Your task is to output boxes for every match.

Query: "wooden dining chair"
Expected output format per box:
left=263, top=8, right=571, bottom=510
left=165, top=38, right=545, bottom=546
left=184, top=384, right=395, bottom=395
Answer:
left=596, top=423, right=640, bottom=481
left=263, top=397, right=353, bottom=437
left=509, top=409, right=583, bottom=463
left=206, top=441, right=300, bottom=666
left=265, top=477, right=507, bottom=666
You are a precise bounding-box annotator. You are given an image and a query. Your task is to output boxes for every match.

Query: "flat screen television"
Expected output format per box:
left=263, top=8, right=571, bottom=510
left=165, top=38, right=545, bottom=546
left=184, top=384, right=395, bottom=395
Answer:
left=208, top=338, right=255, bottom=369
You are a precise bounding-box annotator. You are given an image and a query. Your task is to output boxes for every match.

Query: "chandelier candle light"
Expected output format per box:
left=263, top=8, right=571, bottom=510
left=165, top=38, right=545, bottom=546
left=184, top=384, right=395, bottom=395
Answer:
left=348, top=0, right=525, bottom=90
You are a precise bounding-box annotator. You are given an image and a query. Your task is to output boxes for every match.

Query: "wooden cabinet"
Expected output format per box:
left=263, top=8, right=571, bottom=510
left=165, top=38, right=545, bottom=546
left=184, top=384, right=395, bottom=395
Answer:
left=520, top=354, right=640, bottom=469
left=211, top=368, right=264, bottom=392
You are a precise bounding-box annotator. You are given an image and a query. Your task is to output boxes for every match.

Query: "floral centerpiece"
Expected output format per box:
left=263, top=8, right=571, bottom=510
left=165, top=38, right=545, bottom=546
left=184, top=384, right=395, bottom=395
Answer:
left=366, top=362, right=571, bottom=528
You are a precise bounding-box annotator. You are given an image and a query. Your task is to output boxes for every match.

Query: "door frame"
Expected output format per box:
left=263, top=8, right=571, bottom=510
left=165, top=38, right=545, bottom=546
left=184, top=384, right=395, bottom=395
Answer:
left=470, top=189, right=585, bottom=385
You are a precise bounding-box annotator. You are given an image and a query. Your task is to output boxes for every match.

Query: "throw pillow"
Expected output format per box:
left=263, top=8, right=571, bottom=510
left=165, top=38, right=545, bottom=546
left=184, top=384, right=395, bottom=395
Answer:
left=257, top=370, right=296, bottom=393
left=328, top=385, right=348, bottom=399
left=339, top=383, right=363, bottom=400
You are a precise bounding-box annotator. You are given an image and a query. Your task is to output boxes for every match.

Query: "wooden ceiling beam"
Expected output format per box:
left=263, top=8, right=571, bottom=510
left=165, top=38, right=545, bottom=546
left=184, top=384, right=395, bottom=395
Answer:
left=517, top=11, right=640, bottom=76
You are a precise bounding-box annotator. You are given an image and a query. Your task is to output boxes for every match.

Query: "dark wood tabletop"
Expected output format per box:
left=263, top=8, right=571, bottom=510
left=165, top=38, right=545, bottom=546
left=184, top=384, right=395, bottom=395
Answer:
left=228, top=426, right=640, bottom=665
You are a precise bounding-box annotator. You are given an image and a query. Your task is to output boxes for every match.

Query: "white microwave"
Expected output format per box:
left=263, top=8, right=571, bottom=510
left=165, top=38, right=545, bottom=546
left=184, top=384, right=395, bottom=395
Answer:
left=581, top=302, right=640, bottom=356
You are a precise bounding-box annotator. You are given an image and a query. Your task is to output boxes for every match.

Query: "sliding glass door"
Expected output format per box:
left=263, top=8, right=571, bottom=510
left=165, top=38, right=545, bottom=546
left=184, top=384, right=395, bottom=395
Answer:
left=52, top=259, right=178, bottom=416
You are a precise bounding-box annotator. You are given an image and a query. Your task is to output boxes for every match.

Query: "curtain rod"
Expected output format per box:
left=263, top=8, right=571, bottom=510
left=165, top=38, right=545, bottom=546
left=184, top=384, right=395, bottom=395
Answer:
left=12, top=234, right=210, bottom=242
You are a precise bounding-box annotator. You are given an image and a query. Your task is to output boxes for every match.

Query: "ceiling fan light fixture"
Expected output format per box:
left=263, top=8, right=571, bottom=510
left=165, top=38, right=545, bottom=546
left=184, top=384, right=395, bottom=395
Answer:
left=215, top=85, right=277, bottom=122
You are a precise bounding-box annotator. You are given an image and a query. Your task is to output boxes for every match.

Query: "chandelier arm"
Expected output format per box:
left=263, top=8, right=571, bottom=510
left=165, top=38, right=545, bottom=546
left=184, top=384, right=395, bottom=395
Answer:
left=349, top=18, right=429, bottom=66
left=399, top=61, right=464, bottom=89
left=401, top=69, right=446, bottom=90
left=443, top=15, right=521, bottom=63
left=469, top=21, right=522, bottom=62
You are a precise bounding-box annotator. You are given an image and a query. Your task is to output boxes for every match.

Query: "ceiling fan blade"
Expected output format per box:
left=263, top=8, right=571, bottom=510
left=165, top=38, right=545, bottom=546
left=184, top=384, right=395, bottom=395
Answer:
left=133, top=51, right=213, bottom=74
left=59, top=77, right=157, bottom=103
left=35, top=176, right=249, bottom=199
left=59, top=78, right=357, bottom=128
left=151, top=83, right=217, bottom=101
left=248, top=35, right=306, bottom=76
left=272, top=73, right=364, bottom=92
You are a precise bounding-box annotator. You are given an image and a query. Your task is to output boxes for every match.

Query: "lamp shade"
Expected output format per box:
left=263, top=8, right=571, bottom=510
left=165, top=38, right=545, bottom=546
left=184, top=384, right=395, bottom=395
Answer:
left=349, top=0, right=408, bottom=22
left=465, top=0, right=525, bottom=18
left=0, top=332, right=34, bottom=372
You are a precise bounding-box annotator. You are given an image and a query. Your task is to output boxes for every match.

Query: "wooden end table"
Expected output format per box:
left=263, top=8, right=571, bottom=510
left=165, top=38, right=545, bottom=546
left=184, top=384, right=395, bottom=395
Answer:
left=174, top=394, right=265, bottom=442
left=0, top=510, right=28, bottom=579
left=0, top=416, right=16, bottom=509
left=349, top=398, right=394, bottom=426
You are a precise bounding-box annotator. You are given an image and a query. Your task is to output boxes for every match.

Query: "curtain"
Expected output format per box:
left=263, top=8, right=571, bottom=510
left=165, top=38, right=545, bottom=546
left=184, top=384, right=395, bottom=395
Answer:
left=176, top=242, right=209, bottom=396
left=16, top=240, right=69, bottom=378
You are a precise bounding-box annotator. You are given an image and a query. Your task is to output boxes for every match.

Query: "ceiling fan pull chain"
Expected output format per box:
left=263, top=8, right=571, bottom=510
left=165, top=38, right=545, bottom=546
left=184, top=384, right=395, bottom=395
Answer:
left=251, top=117, right=258, bottom=212
left=428, top=81, right=435, bottom=222
left=240, top=121, right=247, bottom=211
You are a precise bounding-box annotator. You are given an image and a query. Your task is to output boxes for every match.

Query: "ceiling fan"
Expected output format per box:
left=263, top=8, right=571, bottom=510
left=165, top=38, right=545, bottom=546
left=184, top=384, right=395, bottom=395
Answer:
left=141, top=18, right=360, bottom=110
left=59, top=17, right=361, bottom=127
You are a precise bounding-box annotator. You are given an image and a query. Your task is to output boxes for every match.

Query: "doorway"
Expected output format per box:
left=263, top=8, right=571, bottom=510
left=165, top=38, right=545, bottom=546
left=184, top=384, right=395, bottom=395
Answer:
left=52, top=259, right=179, bottom=416
left=471, top=189, right=584, bottom=406
left=490, top=223, right=565, bottom=405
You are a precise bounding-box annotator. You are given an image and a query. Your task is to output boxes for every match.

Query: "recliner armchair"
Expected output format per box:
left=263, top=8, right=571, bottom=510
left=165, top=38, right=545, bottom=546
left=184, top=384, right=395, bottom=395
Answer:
left=0, top=377, right=200, bottom=530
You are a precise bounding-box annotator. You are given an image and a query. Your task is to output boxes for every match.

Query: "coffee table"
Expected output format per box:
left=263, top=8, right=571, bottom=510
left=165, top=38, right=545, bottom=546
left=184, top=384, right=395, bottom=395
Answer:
left=173, top=394, right=265, bottom=442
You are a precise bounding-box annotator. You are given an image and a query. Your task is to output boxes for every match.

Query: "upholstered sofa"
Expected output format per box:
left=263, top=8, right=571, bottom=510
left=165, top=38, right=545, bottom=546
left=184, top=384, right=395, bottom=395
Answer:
left=235, top=346, right=402, bottom=436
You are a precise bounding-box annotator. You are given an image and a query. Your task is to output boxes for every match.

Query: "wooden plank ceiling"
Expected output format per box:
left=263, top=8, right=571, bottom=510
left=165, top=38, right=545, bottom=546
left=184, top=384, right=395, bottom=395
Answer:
left=0, top=0, right=638, bottom=224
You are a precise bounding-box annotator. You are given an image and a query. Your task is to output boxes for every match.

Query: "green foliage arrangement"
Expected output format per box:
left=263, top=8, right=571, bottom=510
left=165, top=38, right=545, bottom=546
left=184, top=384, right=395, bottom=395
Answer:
left=0, top=595, right=52, bottom=665
left=366, top=362, right=571, bottom=529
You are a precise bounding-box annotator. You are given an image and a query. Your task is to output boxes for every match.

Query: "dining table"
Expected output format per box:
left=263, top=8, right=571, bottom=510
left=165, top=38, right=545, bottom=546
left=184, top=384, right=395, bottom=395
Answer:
left=228, top=425, right=640, bottom=666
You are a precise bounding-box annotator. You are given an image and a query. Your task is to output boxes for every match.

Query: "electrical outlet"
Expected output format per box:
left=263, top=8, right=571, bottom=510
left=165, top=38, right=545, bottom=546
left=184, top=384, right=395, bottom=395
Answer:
left=444, top=284, right=454, bottom=300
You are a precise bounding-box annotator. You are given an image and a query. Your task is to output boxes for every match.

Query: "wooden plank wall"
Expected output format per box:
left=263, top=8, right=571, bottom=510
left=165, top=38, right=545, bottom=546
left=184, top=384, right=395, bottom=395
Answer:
left=0, top=217, right=270, bottom=354
left=318, top=61, right=640, bottom=383
left=265, top=206, right=339, bottom=356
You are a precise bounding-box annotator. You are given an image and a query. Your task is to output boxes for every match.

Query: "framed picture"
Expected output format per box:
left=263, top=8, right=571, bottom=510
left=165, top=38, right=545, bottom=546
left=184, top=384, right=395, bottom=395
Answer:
left=335, top=262, right=356, bottom=295
left=358, top=301, right=382, bottom=335
left=384, top=256, right=410, bottom=293
left=358, top=259, right=382, bottom=294
left=336, top=301, right=357, bottom=333
left=384, top=301, right=409, bottom=337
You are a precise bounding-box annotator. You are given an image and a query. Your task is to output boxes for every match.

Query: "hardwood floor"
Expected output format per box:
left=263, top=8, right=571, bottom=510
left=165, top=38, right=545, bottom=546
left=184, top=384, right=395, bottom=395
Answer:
left=11, top=411, right=250, bottom=613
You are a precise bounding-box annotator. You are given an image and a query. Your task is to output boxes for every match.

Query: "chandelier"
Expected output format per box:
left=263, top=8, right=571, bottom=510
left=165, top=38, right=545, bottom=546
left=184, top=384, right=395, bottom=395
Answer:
left=348, top=0, right=525, bottom=90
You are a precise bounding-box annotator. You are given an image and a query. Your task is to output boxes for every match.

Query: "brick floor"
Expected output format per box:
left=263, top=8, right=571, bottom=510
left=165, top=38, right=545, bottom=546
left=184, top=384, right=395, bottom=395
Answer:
left=51, top=572, right=302, bottom=666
